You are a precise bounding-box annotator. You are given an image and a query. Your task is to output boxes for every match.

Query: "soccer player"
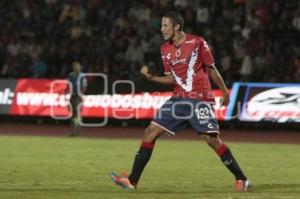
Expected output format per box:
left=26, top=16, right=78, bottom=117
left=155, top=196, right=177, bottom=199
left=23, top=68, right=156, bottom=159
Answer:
left=111, top=11, right=252, bottom=192
left=68, top=61, right=87, bottom=136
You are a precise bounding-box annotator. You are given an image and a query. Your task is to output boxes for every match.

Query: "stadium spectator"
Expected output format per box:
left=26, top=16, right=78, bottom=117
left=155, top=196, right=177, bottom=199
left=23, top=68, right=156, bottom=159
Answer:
left=31, top=57, right=48, bottom=78
left=0, top=0, right=299, bottom=84
left=239, top=52, right=253, bottom=82
left=124, top=39, right=144, bottom=65
left=195, top=1, right=210, bottom=34
left=292, top=10, right=300, bottom=31
left=253, top=50, right=267, bottom=81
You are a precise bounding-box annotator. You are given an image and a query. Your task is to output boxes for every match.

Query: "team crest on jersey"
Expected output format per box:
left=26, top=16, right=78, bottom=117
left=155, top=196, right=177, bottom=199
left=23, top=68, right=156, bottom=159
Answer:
left=175, top=48, right=181, bottom=57
left=166, top=53, right=171, bottom=59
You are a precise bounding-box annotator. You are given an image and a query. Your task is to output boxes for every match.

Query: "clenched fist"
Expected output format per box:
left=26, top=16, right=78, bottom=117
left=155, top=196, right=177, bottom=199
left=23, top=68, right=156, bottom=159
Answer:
left=220, top=90, right=230, bottom=106
left=140, top=66, right=153, bottom=80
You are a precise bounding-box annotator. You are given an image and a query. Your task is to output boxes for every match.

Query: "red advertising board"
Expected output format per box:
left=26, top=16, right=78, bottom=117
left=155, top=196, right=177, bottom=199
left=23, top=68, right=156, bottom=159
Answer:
left=1, top=79, right=227, bottom=120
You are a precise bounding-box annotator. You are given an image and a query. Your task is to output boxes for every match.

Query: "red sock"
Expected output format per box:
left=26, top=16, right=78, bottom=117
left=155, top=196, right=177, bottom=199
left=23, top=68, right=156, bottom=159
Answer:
left=216, top=143, right=228, bottom=156
left=141, top=140, right=155, bottom=149
left=216, top=143, right=247, bottom=180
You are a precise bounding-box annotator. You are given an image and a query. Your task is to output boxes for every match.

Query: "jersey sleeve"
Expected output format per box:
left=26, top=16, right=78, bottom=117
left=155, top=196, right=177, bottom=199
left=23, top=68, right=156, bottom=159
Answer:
left=161, top=47, right=172, bottom=75
left=199, top=38, right=214, bottom=66
left=82, top=76, right=88, bottom=89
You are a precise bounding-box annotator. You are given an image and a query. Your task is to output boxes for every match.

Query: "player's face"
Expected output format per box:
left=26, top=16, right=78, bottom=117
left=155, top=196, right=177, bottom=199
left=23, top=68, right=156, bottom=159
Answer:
left=161, top=17, right=175, bottom=41
left=72, top=62, right=81, bottom=73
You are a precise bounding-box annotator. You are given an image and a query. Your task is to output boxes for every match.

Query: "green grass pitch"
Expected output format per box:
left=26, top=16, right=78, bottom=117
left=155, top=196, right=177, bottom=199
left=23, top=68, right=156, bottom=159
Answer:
left=0, top=135, right=300, bottom=199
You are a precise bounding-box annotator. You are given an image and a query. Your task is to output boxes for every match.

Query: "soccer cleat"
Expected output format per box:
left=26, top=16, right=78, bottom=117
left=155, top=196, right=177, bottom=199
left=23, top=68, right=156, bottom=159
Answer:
left=110, top=172, right=136, bottom=190
left=235, top=180, right=252, bottom=192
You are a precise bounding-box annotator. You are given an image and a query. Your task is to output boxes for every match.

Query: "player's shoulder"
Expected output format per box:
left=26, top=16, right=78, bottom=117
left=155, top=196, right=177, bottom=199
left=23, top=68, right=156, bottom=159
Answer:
left=79, top=73, right=87, bottom=79
left=188, top=34, right=206, bottom=44
left=68, top=71, right=75, bottom=77
left=160, top=42, right=171, bottom=51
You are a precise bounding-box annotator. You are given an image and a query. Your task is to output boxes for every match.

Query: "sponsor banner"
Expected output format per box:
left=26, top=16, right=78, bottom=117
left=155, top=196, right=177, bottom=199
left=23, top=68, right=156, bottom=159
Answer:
left=1, top=78, right=227, bottom=120
left=81, top=92, right=171, bottom=119
left=10, top=79, right=70, bottom=117
left=0, top=79, right=17, bottom=114
left=81, top=91, right=227, bottom=120
left=238, top=83, right=300, bottom=123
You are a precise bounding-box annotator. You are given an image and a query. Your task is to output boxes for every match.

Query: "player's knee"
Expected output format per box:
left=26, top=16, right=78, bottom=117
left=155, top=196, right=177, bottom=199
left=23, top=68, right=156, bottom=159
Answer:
left=203, top=134, right=222, bottom=150
left=206, top=137, right=215, bottom=148
left=143, top=125, right=160, bottom=142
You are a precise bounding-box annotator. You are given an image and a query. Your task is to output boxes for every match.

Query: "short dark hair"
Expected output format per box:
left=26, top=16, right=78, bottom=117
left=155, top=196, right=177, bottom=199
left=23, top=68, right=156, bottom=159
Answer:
left=163, top=11, right=184, bottom=31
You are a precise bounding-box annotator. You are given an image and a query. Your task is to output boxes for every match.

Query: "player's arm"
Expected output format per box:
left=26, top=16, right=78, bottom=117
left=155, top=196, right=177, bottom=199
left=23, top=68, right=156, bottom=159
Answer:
left=65, top=74, right=72, bottom=94
left=81, top=76, right=88, bottom=94
left=208, top=64, right=230, bottom=106
left=140, top=66, right=175, bottom=85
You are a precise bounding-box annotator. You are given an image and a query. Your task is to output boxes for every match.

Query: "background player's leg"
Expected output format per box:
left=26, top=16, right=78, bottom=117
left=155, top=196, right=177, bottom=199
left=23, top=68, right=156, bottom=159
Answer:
left=73, top=115, right=80, bottom=136
left=74, top=97, right=81, bottom=136
left=201, top=133, right=247, bottom=181
left=70, top=97, right=80, bottom=137
left=128, top=122, right=165, bottom=187
left=70, top=97, right=77, bottom=137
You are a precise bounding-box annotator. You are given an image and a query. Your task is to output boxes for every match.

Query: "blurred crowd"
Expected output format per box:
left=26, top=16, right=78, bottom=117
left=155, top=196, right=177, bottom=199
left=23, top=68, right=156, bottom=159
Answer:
left=0, top=0, right=299, bottom=87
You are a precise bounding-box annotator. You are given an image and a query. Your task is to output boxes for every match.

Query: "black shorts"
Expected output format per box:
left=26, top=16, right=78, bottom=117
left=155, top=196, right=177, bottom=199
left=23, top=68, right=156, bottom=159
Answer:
left=70, top=95, right=82, bottom=116
left=152, top=97, right=219, bottom=135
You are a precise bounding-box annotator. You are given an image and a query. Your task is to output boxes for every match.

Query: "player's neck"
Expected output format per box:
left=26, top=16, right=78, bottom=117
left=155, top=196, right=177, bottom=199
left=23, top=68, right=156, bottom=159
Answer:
left=172, top=32, right=186, bottom=47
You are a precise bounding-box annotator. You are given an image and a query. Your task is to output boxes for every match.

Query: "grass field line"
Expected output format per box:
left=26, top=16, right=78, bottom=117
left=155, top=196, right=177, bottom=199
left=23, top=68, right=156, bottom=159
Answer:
left=215, top=197, right=300, bottom=199
left=174, top=197, right=300, bottom=199
left=0, top=181, right=84, bottom=186
left=233, top=197, right=300, bottom=199
left=161, top=181, right=193, bottom=184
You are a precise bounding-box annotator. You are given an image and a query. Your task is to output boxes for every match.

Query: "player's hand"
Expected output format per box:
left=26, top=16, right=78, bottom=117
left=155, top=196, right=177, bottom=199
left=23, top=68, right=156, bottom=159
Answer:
left=140, top=66, right=153, bottom=80
left=221, top=90, right=230, bottom=106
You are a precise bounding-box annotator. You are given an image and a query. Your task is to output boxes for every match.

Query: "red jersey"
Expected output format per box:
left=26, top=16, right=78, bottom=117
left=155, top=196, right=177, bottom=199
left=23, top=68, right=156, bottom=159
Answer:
left=161, top=33, right=215, bottom=102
